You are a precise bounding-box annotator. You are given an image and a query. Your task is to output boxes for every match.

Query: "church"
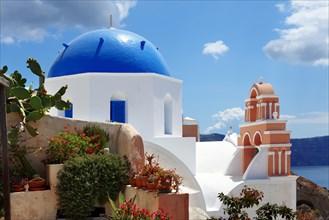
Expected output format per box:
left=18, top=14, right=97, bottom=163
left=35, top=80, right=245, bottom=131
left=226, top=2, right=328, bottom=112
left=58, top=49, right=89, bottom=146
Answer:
left=45, top=27, right=297, bottom=218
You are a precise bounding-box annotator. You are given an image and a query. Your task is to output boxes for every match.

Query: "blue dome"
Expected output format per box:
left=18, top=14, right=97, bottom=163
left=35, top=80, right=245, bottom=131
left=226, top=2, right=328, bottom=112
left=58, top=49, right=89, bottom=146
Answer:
left=48, top=29, right=170, bottom=77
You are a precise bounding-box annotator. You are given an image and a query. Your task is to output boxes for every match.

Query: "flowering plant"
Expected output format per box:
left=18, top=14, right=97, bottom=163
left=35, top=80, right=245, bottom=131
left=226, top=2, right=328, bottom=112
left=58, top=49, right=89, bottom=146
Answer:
left=42, top=125, right=105, bottom=164
left=109, top=192, right=171, bottom=220
left=132, top=153, right=183, bottom=193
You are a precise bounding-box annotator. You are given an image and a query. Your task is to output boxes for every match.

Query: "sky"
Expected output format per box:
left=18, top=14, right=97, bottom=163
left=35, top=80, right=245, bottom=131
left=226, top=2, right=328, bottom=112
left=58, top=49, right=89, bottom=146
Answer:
left=0, top=0, right=328, bottom=138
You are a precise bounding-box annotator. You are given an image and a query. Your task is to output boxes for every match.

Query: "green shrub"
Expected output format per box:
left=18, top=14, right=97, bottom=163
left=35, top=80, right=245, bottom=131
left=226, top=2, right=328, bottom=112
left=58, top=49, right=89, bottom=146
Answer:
left=57, top=154, right=130, bottom=219
left=83, top=124, right=110, bottom=149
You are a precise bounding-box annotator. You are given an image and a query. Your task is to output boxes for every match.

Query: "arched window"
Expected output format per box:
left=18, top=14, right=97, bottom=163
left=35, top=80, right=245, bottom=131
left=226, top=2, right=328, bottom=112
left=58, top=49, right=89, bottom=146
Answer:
left=164, top=94, right=173, bottom=135
left=249, top=87, right=258, bottom=99
left=242, top=132, right=252, bottom=146
left=253, top=131, right=262, bottom=146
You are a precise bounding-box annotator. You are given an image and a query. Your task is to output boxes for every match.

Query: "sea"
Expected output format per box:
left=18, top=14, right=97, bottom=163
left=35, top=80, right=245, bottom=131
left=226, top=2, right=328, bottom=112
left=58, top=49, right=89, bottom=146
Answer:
left=291, top=166, right=329, bottom=189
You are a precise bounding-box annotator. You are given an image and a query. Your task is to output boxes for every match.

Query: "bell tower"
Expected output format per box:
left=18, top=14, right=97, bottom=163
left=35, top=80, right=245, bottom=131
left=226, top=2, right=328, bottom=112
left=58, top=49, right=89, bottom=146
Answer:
left=238, top=78, right=291, bottom=177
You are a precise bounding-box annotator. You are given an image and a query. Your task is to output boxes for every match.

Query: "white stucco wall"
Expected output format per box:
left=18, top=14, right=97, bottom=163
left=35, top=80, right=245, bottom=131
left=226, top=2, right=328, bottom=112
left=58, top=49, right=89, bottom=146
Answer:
left=47, top=75, right=92, bottom=120
left=216, top=177, right=297, bottom=219
left=143, top=141, right=207, bottom=213
left=45, top=73, right=182, bottom=141
left=151, top=136, right=196, bottom=174
left=243, top=146, right=268, bottom=180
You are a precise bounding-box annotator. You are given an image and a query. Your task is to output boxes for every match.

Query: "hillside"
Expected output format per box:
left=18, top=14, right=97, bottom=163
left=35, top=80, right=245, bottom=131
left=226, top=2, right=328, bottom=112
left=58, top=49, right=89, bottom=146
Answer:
left=200, top=134, right=329, bottom=166
left=291, top=136, right=329, bottom=166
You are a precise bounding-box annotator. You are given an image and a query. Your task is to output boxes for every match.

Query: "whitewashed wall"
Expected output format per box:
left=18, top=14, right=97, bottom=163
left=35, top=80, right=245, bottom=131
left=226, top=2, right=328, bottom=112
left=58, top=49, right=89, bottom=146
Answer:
left=46, top=73, right=182, bottom=141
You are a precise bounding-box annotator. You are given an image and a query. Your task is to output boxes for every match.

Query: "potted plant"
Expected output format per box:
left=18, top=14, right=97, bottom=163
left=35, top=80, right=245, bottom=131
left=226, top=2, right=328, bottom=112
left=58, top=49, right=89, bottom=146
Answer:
left=135, top=173, right=143, bottom=189
left=171, top=171, right=183, bottom=193
left=133, top=152, right=183, bottom=193
left=10, top=177, right=27, bottom=192
left=147, top=174, right=158, bottom=191
left=27, top=174, right=46, bottom=190
left=129, top=172, right=137, bottom=187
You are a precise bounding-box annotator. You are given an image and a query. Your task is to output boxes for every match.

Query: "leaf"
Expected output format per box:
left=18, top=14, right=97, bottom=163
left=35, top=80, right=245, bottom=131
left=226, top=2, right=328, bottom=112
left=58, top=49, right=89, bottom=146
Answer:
left=30, top=96, right=43, bottom=109
left=52, top=92, right=61, bottom=102
left=7, top=128, right=19, bottom=146
left=119, top=191, right=125, bottom=205
left=1, top=65, right=8, bottom=75
left=55, top=100, right=70, bottom=110
left=11, top=87, right=30, bottom=99
left=9, top=103, right=20, bottom=112
left=56, top=85, right=68, bottom=96
left=26, top=58, right=44, bottom=77
left=40, top=96, right=52, bottom=108
left=26, top=123, right=38, bottom=137
left=26, top=110, right=42, bottom=121
left=109, top=197, right=118, bottom=213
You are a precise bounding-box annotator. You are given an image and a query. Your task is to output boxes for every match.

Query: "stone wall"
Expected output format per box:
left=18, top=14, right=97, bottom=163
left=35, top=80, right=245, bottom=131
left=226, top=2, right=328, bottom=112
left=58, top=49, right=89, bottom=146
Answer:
left=6, top=113, right=145, bottom=177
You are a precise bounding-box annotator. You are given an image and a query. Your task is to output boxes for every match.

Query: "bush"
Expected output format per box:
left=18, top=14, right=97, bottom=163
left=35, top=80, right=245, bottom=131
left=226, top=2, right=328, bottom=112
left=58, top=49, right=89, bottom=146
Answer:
left=83, top=124, right=110, bottom=149
left=43, top=125, right=106, bottom=164
left=57, top=154, right=130, bottom=219
left=214, top=186, right=296, bottom=220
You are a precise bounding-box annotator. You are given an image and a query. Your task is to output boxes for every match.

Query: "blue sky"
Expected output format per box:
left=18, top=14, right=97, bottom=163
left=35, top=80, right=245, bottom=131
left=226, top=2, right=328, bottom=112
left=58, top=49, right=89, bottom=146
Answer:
left=1, top=0, right=328, bottom=138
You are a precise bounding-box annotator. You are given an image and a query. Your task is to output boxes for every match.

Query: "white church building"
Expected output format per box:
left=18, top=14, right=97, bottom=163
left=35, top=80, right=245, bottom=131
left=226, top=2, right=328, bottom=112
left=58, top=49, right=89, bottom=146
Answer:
left=45, top=27, right=297, bottom=218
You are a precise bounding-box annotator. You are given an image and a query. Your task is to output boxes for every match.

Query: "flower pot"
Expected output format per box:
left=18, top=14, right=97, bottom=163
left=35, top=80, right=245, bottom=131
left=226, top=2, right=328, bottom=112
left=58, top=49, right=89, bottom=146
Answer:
left=136, top=178, right=143, bottom=189
left=11, top=182, right=25, bottom=189
left=46, top=163, right=64, bottom=190
left=28, top=179, right=45, bottom=188
left=141, top=176, right=148, bottom=189
left=157, top=184, right=171, bottom=193
left=157, top=176, right=172, bottom=193
left=129, top=177, right=136, bottom=187
left=147, top=182, right=157, bottom=191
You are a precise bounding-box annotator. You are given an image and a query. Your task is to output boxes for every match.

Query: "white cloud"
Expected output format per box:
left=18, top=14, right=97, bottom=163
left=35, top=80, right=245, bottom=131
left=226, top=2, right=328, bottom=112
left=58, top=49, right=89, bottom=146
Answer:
left=0, top=0, right=137, bottom=44
left=202, top=40, right=229, bottom=60
left=280, top=114, right=296, bottom=120
left=205, top=107, right=244, bottom=134
left=263, top=0, right=329, bottom=66
left=116, top=1, right=137, bottom=20
left=284, top=112, right=329, bottom=124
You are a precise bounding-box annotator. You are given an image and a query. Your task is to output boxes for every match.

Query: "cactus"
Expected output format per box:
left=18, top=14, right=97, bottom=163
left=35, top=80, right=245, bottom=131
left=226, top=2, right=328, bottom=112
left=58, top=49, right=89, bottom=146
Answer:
left=2, top=58, right=71, bottom=179
left=4, top=58, right=71, bottom=137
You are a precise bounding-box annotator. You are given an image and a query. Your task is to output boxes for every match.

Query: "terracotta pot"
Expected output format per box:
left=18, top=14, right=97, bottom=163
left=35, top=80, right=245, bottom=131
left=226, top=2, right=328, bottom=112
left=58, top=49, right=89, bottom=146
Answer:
left=136, top=178, right=143, bottom=189
left=141, top=176, right=148, bottom=189
left=157, top=184, right=171, bottom=193
left=11, top=182, right=25, bottom=189
left=28, top=179, right=46, bottom=188
left=11, top=187, right=25, bottom=192
left=147, top=182, right=157, bottom=191
left=129, top=177, right=136, bottom=187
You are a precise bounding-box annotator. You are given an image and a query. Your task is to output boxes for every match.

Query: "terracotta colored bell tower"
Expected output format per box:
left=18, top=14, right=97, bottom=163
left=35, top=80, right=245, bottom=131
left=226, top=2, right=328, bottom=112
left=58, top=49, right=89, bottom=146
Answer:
left=237, top=78, right=291, bottom=177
